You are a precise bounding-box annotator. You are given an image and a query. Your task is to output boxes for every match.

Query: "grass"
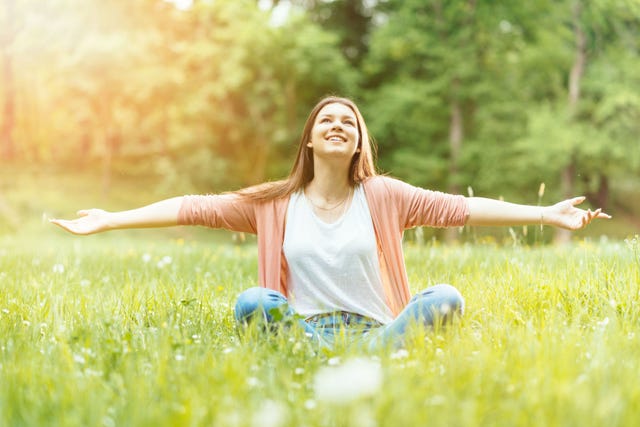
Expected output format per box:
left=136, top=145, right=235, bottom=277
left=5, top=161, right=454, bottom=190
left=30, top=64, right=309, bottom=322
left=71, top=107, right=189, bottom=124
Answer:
left=1, top=231, right=639, bottom=427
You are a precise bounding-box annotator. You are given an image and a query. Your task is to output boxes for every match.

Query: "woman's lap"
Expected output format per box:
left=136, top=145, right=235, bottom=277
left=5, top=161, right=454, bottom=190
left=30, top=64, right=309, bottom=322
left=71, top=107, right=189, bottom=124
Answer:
left=233, top=285, right=464, bottom=350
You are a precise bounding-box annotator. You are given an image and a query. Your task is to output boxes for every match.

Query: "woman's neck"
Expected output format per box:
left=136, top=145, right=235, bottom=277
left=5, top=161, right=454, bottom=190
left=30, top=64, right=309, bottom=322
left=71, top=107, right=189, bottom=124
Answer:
left=306, top=165, right=351, bottom=201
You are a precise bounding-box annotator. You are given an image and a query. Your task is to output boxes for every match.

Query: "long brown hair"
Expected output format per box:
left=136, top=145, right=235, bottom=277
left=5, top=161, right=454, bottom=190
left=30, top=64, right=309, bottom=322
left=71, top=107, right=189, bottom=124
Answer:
left=237, top=96, right=377, bottom=202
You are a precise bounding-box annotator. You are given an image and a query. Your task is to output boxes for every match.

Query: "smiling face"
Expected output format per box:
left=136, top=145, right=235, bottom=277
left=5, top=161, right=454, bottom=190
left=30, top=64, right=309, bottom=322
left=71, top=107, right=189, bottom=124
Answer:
left=307, top=102, right=360, bottom=163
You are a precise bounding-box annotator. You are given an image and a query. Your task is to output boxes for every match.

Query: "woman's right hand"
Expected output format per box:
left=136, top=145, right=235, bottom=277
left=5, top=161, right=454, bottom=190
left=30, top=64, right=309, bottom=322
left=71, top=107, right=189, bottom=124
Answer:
left=49, top=209, right=113, bottom=235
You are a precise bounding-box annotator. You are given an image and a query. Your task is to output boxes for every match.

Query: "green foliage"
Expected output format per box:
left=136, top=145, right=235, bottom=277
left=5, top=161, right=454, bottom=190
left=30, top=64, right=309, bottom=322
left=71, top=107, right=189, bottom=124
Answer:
left=1, top=236, right=640, bottom=426
left=1, top=0, right=639, bottom=227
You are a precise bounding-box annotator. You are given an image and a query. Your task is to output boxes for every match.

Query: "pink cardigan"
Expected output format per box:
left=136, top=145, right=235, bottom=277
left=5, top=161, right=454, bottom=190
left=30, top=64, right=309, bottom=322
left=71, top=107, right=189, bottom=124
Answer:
left=178, top=176, right=469, bottom=317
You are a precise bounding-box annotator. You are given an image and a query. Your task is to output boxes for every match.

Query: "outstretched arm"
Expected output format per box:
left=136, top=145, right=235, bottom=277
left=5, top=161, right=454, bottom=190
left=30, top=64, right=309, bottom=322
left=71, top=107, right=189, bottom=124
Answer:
left=49, top=197, right=184, bottom=235
left=466, top=196, right=610, bottom=230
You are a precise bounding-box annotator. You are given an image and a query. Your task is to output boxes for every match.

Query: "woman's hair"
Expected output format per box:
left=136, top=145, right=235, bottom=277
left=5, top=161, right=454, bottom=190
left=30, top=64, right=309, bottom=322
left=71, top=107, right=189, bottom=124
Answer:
left=237, top=96, right=377, bottom=202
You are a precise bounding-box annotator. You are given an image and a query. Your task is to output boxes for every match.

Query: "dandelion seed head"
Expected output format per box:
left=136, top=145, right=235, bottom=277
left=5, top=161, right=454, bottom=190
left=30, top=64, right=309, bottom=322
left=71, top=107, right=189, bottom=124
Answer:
left=52, top=264, right=65, bottom=274
left=142, top=253, right=151, bottom=263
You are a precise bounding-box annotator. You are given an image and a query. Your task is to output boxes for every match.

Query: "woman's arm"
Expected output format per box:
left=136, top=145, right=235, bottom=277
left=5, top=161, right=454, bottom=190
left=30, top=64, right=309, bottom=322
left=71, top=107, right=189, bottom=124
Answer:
left=466, top=196, right=610, bottom=230
left=49, top=197, right=184, bottom=235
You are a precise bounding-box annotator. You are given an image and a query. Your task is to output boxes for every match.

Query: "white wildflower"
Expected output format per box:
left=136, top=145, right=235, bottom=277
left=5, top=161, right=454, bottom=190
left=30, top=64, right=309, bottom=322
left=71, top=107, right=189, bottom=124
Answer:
left=52, top=264, right=65, bottom=274
left=251, top=400, right=287, bottom=427
left=390, top=349, right=409, bottom=360
left=314, top=357, right=383, bottom=404
left=156, top=255, right=173, bottom=269
left=246, top=377, right=261, bottom=388
left=439, top=303, right=451, bottom=316
left=142, top=253, right=152, bottom=263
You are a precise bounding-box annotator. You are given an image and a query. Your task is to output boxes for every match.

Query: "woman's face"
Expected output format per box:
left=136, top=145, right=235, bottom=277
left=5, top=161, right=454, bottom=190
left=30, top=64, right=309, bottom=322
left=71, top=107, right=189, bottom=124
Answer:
left=308, top=102, right=360, bottom=162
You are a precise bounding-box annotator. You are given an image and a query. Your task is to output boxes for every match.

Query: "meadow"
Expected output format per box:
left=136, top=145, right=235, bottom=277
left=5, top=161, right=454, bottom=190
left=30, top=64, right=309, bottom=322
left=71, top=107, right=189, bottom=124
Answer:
left=1, top=232, right=639, bottom=427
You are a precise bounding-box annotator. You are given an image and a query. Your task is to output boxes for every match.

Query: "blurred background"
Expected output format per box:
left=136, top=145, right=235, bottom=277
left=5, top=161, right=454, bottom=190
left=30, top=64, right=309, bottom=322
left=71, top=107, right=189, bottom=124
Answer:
left=0, top=0, right=638, bottom=242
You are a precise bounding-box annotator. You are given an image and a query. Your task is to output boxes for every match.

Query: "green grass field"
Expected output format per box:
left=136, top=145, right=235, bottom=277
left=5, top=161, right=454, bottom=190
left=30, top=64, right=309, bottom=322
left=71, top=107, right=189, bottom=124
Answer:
left=1, top=232, right=639, bottom=427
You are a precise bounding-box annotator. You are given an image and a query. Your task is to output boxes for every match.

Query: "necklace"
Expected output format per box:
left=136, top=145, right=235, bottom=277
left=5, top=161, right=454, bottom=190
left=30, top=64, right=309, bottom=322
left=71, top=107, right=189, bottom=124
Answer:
left=305, top=187, right=352, bottom=211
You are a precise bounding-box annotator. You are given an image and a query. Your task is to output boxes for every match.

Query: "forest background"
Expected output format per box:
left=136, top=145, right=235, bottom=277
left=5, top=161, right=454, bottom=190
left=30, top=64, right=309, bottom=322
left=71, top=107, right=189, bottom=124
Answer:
left=0, top=0, right=638, bottom=242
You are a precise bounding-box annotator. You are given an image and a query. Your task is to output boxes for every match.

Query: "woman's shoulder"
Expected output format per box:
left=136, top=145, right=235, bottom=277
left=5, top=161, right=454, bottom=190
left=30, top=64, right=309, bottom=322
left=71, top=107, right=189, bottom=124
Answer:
left=363, top=175, right=413, bottom=194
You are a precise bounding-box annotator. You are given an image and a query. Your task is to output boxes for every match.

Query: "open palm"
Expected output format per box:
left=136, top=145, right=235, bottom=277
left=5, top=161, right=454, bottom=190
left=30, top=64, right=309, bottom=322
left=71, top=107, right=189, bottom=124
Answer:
left=50, top=209, right=112, bottom=235
left=545, top=197, right=610, bottom=230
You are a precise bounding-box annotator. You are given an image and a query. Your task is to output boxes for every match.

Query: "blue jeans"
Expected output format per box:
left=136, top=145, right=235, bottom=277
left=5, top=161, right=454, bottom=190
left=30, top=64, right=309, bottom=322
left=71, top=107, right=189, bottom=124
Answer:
left=233, top=284, right=465, bottom=350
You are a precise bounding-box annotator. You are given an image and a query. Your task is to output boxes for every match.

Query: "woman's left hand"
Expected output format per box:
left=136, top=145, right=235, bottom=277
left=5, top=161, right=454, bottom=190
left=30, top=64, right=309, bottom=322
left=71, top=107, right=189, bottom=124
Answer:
left=544, top=197, right=611, bottom=230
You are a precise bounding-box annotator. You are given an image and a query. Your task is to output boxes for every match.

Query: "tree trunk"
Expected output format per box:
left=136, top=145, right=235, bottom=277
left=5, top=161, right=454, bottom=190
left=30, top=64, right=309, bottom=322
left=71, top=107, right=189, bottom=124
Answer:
left=556, top=0, right=586, bottom=244
left=1, top=0, right=16, bottom=161
left=585, top=174, right=609, bottom=210
left=444, top=96, right=463, bottom=242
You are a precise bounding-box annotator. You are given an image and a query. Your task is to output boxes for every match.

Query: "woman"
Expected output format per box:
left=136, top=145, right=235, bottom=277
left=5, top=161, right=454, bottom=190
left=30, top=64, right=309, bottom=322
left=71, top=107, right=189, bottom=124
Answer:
left=51, top=96, right=610, bottom=349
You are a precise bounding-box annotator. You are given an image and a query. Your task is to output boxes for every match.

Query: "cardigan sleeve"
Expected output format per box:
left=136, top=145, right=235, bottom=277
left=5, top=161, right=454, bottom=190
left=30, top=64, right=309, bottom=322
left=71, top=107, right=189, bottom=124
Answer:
left=177, top=194, right=258, bottom=234
left=380, top=177, right=469, bottom=229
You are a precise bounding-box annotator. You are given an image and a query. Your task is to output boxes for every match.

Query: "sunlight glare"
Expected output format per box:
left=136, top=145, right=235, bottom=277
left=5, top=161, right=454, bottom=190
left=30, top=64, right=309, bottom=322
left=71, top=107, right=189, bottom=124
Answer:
left=165, top=0, right=193, bottom=11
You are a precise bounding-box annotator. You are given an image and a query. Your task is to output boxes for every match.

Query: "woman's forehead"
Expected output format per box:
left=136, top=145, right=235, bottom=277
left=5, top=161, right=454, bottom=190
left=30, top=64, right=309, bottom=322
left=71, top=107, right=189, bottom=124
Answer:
left=317, top=102, right=356, bottom=118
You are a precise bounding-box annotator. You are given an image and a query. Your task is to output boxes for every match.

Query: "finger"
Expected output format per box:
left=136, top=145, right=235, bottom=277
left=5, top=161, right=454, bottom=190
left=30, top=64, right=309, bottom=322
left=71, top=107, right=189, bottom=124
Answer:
left=592, top=208, right=611, bottom=219
left=50, top=219, right=72, bottom=231
left=580, top=213, right=589, bottom=228
left=570, top=196, right=586, bottom=206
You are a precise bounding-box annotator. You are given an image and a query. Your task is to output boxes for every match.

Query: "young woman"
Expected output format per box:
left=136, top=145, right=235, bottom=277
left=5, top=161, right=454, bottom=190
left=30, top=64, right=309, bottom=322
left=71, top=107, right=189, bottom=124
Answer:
left=50, top=96, right=610, bottom=349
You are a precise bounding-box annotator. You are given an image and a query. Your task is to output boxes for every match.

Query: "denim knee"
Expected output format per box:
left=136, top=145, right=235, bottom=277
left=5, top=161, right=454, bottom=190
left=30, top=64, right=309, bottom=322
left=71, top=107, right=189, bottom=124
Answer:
left=410, top=283, right=465, bottom=317
left=234, top=287, right=289, bottom=324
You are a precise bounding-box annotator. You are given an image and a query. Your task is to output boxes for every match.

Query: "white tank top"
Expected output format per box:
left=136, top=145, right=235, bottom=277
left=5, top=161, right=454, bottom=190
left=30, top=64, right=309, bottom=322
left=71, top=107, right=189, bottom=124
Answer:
left=282, top=185, right=394, bottom=324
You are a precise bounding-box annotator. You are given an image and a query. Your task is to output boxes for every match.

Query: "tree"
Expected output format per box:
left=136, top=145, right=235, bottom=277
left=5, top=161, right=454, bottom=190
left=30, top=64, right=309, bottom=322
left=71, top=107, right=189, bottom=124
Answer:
left=511, top=0, right=640, bottom=239
left=290, top=0, right=377, bottom=66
